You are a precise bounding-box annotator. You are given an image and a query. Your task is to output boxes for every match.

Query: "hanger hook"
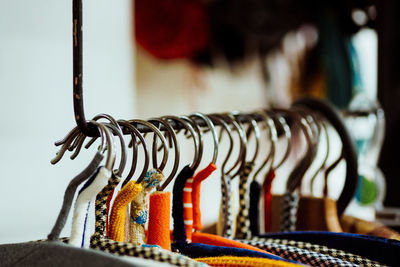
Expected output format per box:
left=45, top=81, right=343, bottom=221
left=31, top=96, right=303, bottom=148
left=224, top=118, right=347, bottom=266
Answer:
left=146, top=118, right=180, bottom=191
left=129, top=119, right=169, bottom=182
left=251, top=110, right=277, bottom=182
left=162, top=115, right=199, bottom=170
left=189, top=113, right=219, bottom=165
left=208, top=114, right=234, bottom=174
left=118, top=120, right=150, bottom=187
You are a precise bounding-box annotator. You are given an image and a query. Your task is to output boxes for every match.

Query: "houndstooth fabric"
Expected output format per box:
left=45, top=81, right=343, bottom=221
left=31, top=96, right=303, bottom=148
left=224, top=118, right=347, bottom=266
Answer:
left=239, top=239, right=359, bottom=267
left=90, top=175, right=207, bottom=267
left=280, top=192, right=299, bottom=232
left=220, top=173, right=234, bottom=239
left=251, top=237, right=387, bottom=267
left=235, top=162, right=254, bottom=240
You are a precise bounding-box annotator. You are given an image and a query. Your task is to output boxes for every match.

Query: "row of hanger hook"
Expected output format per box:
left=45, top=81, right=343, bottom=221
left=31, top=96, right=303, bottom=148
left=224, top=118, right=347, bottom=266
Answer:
left=53, top=107, right=342, bottom=195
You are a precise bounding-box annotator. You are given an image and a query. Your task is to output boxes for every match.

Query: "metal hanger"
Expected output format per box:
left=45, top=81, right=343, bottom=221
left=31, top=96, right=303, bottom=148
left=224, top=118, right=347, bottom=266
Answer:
left=272, top=114, right=292, bottom=171
left=189, top=112, right=219, bottom=167
left=251, top=110, right=278, bottom=183
left=208, top=114, right=235, bottom=175
left=219, top=112, right=247, bottom=177
left=128, top=119, right=169, bottom=185
left=234, top=113, right=261, bottom=167
left=118, top=120, right=150, bottom=187
left=293, top=97, right=358, bottom=218
left=309, top=117, right=331, bottom=193
left=146, top=118, right=180, bottom=191
left=280, top=107, right=317, bottom=193
left=162, top=115, right=200, bottom=170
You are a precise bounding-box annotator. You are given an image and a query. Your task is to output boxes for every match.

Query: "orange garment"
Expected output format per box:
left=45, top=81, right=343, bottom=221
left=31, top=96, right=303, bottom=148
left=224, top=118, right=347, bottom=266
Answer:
left=109, top=181, right=142, bottom=242
left=183, top=176, right=194, bottom=241
left=192, top=232, right=269, bottom=254
left=192, top=163, right=217, bottom=231
left=195, top=256, right=303, bottom=267
left=147, top=191, right=171, bottom=250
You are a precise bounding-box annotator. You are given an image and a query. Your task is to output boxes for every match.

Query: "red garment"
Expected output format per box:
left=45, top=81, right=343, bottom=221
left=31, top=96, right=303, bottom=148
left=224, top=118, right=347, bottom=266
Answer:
left=263, top=170, right=276, bottom=232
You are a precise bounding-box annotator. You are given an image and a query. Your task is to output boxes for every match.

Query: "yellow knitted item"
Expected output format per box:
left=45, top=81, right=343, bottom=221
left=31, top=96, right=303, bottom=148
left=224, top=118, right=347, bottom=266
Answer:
left=195, top=256, right=303, bottom=267
left=109, top=181, right=143, bottom=242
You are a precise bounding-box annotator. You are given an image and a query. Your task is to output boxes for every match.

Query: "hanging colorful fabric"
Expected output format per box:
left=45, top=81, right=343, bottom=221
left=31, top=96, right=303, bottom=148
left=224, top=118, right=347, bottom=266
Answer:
left=129, top=169, right=164, bottom=245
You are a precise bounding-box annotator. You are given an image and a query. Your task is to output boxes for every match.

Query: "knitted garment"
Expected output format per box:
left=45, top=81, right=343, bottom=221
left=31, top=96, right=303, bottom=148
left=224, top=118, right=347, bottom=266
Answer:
left=220, top=173, right=234, bottom=238
left=129, top=169, right=164, bottom=245
left=191, top=163, right=217, bottom=231
left=183, top=176, right=194, bottom=241
left=90, top=175, right=207, bottom=267
left=172, top=165, right=195, bottom=244
left=263, top=170, right=276, bottom=232
left=235, top=162, right=254, bottom=239
left=48, top=152, right=104, bottom=241
left=195, top=256, right=304, bottom=267
left=191, top=232, right=268, bottom=254
left=174, top=242, right=294, bottom=263
left=238, top=239, right=359, bottom=267
left=147, top=191, right=172, bottom=250
left=69, top=167, right=111, bottom=247
left=105, top=189, right=115, bottom=235
left=249, top=180, right=261, bottom=236
left=251, top=237, right=387, bottom=267
left=259, top=231, right=400, bottom=267
left=280, top=192, right=299, bottom=232
left=109, top=181, right=143, bottom=242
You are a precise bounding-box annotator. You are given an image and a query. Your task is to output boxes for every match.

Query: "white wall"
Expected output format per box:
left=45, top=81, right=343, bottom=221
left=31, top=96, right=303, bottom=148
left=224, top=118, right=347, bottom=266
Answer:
left=0, top=0, right=135, bottom=243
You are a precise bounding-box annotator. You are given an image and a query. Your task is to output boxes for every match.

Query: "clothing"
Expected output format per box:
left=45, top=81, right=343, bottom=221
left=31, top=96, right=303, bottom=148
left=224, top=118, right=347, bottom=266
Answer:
left=235, top=162, right=254, bottom=239
left=90, top=174, right=207, bottom=267
left=109, top=180, right=143, bottom=242
left=192, top=232, right=267, bottom=254
left=69, top=167, right=111, bottom=247
left=239, top=239, right=359, bottom=267
left=279, top=192, right=299, bottom=232
left=147, top=191, right=172, bottom=250
left=264, top=169, right=276, bottom=232
left=191, top=163, right=217, bottom=231
left=172, top=167, right=293, bottom=265
left=129, top=169, right=164, bottom=245
left=48, top=152, right=104, bottom=241
left=249, top=180, right=261, bottom=236
left=173, top=242, right=296, bottom=263
left=220, top=173, right=234, bottom=238
left=260, top=231, right=400, bottom=266
left=183, top=175, right=194, bottom=240
left=172, top=165, right=195, bottom=244
left=250, top=237, right=387, bottom=267
left=195, top=256, right=306, bottom=267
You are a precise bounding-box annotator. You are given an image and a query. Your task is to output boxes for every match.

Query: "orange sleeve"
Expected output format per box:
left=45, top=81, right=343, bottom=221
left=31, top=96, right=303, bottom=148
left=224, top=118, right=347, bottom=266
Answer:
left=192, top=163, right=217, bottom=231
